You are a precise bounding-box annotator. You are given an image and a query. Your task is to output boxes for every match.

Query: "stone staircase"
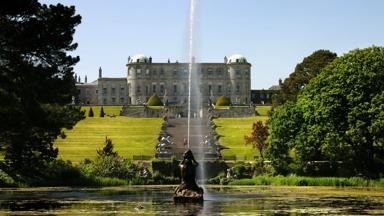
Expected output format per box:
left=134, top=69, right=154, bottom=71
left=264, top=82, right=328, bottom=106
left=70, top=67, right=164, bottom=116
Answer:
left=165, top=118, right=217, bottom=160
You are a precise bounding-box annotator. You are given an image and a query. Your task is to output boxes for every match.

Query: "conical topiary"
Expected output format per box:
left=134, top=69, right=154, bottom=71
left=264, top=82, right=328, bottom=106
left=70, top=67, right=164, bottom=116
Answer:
left=215, top=96, right=231, bottom=106
left=147, top=94, right=163, bottom=106
left=100, top=106, right=105, bottom=117
left=88, top=107, right=94, bottom=117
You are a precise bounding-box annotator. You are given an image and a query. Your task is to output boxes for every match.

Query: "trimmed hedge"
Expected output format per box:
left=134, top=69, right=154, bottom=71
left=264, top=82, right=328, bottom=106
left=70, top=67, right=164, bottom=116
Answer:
left=215, top=96, right=231, bottom=106
left=147, top=94, right=163, bottom=106
left=151, top=157, right=180, bottom=177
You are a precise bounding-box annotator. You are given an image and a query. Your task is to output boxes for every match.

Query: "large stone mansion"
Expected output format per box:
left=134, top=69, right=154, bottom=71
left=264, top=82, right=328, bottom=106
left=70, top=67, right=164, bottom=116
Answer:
left=76, top=54, right=252, bottom=105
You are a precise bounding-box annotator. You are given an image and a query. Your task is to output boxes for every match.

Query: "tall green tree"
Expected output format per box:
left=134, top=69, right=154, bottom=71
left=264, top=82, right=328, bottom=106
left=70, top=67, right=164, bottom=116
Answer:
left=0, top=0, right=83, bottom=176
left=268, top=46, right=384, bottom=177
left=273, top=50, right=337, bottom=106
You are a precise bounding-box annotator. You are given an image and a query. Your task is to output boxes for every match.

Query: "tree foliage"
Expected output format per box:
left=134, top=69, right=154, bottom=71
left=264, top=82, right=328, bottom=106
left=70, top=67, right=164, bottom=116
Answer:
left=0, top=0, right=83, bottom=176
left=268, top=46, right=384, bottom=177
left=244, top=121, right=269, bottom=164
left=97, top=137, right=117, bottom=158
left=88, top=107, right=94, bottom=117
left=99, top=106, right=105, bottom=117
left=273, top=50, right=337, bottom=106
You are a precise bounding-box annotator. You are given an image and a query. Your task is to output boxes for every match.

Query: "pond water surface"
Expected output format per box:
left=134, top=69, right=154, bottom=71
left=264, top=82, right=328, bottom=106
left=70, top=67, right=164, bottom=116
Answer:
left=0, top=186, right=383, bottom=215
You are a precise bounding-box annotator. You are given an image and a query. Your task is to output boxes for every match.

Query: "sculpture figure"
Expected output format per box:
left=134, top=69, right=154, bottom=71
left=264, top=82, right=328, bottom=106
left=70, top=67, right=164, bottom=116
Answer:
left=174, top=149, right=204, bottom=203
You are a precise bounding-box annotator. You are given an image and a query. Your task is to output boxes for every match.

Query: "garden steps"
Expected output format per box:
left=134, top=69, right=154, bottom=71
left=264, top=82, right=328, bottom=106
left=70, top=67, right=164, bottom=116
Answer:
left=166, top=118, right=210, bottom=159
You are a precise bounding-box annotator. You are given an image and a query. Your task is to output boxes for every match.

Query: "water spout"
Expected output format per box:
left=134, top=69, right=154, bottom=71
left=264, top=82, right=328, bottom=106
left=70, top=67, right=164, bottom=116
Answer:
left=187, top=0, right=197, bottom=149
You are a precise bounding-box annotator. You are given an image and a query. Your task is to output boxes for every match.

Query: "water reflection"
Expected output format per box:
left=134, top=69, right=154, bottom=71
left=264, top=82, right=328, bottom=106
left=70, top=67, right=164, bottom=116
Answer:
left=0, top=186, right=382, bottom=215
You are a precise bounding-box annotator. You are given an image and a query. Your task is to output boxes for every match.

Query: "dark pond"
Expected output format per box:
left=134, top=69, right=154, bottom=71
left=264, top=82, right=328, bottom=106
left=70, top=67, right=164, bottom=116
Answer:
left=0, top=186, right=383, bottom=215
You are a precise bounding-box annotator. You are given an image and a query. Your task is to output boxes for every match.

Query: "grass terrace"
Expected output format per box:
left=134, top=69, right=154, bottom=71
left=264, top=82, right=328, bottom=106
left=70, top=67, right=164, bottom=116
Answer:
left=255, top=105, right=272, bottom=116
left=54, top=106, right=162, bottom=162
left=215, top=116, right=269, bottom=160
left=82, top=106, right=123, bottom=116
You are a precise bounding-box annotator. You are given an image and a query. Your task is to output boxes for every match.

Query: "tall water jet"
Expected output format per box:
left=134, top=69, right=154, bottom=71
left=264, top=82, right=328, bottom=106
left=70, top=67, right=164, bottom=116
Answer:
left=186, top=0, right=205, bottom=180
left=187, top=0, right=197, bottom=149
left=174, top=0, right=205, bottom=203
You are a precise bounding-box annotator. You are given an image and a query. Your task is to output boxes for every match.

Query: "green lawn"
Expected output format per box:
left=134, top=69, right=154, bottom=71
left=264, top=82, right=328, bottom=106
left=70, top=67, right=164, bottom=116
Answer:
left=215, top=116, right=269, bottom=160
left=55, top=116, right=162, bottom=162
left=255, top=105, right=272, bottom=116
left=82, top=106, right=123, bottom=117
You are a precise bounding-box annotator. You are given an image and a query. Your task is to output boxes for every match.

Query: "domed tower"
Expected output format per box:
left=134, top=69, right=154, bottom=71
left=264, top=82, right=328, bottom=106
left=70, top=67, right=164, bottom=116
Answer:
left=227, top=54, right=251, bottom=104
left=126, top=54, right=149, bottom=104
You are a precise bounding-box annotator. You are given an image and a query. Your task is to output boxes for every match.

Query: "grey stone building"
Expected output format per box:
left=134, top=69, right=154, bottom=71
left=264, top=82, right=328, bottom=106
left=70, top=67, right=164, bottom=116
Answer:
left=76, top=54, right=251, bottom=105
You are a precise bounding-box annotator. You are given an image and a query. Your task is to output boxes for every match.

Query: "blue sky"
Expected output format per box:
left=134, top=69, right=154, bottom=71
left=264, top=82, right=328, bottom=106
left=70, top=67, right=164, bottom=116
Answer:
left=41, top=0, right=384, bottom=89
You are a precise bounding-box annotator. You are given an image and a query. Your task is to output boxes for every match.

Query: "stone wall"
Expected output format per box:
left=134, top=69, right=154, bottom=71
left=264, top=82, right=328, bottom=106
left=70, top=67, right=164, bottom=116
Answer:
left=210, top=107, right=256, bottom=118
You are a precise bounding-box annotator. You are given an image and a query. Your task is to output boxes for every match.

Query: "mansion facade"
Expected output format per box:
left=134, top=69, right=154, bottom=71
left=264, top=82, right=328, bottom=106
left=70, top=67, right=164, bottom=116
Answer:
left=76, top=54, right=251, bottom=105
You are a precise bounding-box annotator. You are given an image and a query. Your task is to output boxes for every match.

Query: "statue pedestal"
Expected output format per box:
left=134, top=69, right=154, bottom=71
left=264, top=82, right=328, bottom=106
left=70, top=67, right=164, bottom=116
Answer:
left=173, top=149, right=204, bottom=203
left=174, top=188, right=203, bottom=203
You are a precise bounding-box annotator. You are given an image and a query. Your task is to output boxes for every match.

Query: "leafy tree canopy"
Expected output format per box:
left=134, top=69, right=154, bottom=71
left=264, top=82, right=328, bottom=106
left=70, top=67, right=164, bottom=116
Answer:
left=0, top=0, right=83, bottom=176
left=273, top=50, right=337, bottom=106
left=268, top=46, right=384, bottom=178
left=244, top=121, right=269, bottom=164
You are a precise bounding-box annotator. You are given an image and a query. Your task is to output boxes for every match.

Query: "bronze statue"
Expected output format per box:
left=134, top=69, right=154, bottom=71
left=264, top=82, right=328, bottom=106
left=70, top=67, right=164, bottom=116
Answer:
left=174, top=149, right=204, bottom=203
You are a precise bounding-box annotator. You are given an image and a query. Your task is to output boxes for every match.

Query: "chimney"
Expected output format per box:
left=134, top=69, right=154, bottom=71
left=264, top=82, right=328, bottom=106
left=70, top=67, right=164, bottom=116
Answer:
left=85, top=75, right=87, bottom=83
left=98, top=67, right=102, bottom=78
left=149, top=56, right=152, bottom=64
left=74, top=73, right=77, bottom=83
left=78, top=76, right=81, bottom=83
left=224, top=56, right=228, bottom=63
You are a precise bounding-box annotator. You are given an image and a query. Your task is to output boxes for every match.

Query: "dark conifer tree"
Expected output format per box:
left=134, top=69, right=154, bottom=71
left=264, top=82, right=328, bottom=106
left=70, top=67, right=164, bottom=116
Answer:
left=100, top=106, right=105, bottom=117
left=88, top=107, right=94, bottom=117
left=0, top=0, right=84, bottom=176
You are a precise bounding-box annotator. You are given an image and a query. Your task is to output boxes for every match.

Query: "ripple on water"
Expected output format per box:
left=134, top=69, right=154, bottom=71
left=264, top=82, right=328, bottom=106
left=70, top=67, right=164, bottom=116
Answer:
left=0, top=187, right=383, bottom=215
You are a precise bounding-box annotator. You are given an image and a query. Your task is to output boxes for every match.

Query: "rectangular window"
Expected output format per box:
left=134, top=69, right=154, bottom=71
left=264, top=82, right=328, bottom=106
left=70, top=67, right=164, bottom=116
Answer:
left=96, top=90, right=98, bottom=94
left=160, top=85, right=164, bottom=94
left=112, top=88, right=116, bottom=95
left=102, top=88, right=107, bottom=95
left=137, top=86, right=141, bottom=93
left=208, top=85, right=212, bottom=94
left=173, top=69, right=177, bottom=75
left=217, top=68, right=222, bottom=75
left=173, top=84, right=177, bottom=93
left=146, top=86, right=149, bottom=94
left=160, top=69, right=164, bottom=75
left=236, top=70, right=241, bottom=75
left=208, top=68, right=213, bottom=75
left=218, top=85, right=222, bottom=93
left=236, top=84, right=240, bottom=93
left=103, top=98, right=107, bottom=104
left=112, top=98, right=116, bottom=103
left=152, top=84, right=156, bottom=93
left=120, top=87, right=125, bottom=93
left=120, top=97, right=124, bottom=104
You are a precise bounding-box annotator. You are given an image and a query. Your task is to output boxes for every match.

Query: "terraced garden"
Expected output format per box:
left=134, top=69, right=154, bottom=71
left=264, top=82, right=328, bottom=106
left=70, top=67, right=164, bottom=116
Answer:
left=54, top=106, right=162, bottom=162
left=214, top=106, right=272, bottom=160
